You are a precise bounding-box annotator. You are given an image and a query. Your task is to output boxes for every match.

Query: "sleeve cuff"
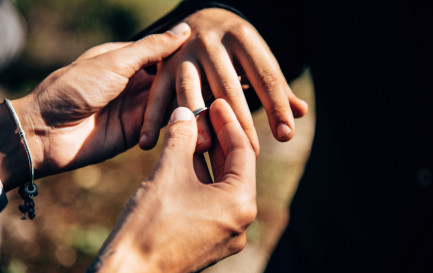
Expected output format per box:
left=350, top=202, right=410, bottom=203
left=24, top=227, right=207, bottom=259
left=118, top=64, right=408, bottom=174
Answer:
left=0, top=179, right=8, bottom=213
left=130, top=1, right=247, bottom=40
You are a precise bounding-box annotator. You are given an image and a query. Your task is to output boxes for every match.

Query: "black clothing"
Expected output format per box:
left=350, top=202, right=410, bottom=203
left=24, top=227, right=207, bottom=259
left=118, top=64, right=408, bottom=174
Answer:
left=140, top=1, right=433, bottom=272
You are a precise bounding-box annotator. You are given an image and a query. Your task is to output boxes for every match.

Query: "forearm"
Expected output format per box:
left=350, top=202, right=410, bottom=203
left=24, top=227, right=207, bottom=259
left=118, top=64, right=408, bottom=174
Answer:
left=130, top=0, right=247, bottom=40
left=86, top=189, right=165, bottom=273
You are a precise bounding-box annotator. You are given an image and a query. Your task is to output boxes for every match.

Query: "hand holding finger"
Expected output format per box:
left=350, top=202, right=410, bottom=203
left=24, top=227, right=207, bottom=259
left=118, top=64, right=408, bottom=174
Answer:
left=157, top=106, right=197, bottom=172
left=209, top=99, right=256, bottom=185
left=95, top=22, right=191, bottom=79
left=176, top=59, right=212, bottom=152
left=139, top=56, right=213, bottom=152
left=75, top=42, right=132, bottom=61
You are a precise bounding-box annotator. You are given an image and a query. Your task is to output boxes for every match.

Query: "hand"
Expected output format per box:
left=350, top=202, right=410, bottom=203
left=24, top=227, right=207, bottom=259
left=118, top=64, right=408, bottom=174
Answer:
left=1, top=23, right=191, bottom=190
left=89, top=99, right=257, bottom=273
left=138, top=8, right=309, bottom=155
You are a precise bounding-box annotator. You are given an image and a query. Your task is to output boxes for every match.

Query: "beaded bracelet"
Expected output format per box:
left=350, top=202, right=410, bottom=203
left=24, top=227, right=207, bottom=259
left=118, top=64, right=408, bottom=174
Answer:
left=4, top=99, right=38, bottom=220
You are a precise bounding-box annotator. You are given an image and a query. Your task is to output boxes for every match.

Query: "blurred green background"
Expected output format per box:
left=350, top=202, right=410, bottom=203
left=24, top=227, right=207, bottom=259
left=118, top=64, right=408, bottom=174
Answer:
left=0, top=1, right=315, bottom=272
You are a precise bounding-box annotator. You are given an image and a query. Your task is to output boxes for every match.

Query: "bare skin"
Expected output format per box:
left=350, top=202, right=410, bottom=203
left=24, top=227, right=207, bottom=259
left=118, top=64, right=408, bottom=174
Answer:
left=139, top=8, right=309, bottom=156
left=89, top=100, right=256, bottom=273
left=0, top=23, right=191, bottom=191
left=1, top=23, right=256, bottom=273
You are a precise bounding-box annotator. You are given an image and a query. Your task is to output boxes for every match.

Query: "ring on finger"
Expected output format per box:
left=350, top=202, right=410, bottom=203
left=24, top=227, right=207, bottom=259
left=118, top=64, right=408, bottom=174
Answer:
left=238, top=75, right=250, bottom=90
left=192, top=106, right=208, bottom=116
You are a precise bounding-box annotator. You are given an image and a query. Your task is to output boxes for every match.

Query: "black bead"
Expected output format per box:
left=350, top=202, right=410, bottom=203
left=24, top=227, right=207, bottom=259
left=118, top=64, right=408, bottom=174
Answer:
left=18, top=183, right=38, bottom=220
left=24, top=184, right=38, bottom=196
left=19, top=204, right=28, bottom=213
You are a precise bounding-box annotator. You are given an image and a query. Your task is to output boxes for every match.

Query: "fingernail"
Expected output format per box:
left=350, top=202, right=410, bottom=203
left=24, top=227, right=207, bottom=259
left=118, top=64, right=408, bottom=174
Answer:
left=140, top=134, right=148, bottom=145
left=168, top=22, right=189, bottom=36
left=197, top=134, right=206, bottom=145
left=169, top=107, right=194, bottom=124
left=277, top=123, right=292, bottom=138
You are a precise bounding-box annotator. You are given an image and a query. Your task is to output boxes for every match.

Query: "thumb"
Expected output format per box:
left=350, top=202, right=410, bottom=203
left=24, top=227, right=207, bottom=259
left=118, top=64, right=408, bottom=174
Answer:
left=159, top=107, right=197, bottom=166
left=76, top=42, right=132, bottom=61
left=95, top=22, right=191, bottom=78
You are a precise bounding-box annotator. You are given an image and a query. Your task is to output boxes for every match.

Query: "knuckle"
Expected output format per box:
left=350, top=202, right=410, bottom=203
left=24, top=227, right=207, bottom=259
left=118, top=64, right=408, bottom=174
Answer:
left=219, top=83, right=242, bottom=99
left=97, top=54, right=138, bottom=77
left=193, top=31, right=219, bottom=53
left=257, top=70, right=282, bottom=90
left=142, top=34, right=162, bottom=48
left=231, top=193, right=257, bottom=227
left=137, top=36, right=164, bottom=61
left=268, top=104, right=289, bottom=119
left=167, top=124, right=195, bottom=140
left=230, top=233, right=248, bottom=254
left=241, top=201, right=258, bottom=226
left=230, top=22, right=256, bottom=41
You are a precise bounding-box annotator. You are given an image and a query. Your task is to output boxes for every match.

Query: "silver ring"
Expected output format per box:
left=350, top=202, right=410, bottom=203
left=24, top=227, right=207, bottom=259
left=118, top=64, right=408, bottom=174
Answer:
left=192, top=107, right=208, bottom=116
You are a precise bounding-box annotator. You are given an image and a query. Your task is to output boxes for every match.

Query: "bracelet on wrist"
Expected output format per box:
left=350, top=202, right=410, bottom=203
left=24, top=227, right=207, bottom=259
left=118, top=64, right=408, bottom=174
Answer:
left=3, top=99, right=38, bottom=220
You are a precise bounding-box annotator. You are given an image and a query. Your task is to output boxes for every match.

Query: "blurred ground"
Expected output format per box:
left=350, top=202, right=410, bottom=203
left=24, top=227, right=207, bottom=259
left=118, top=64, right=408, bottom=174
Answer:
left=0, top=1, right=315, bottom=272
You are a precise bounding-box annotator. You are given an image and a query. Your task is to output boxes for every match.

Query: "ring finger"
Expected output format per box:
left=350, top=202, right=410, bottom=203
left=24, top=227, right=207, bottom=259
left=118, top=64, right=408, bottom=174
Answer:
left=176, top=59, right=212, bottom=153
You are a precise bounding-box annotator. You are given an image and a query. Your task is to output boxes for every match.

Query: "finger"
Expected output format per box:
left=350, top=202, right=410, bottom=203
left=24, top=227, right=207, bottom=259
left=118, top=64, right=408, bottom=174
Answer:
left=236, top=64, right=308, bottom=119
left=259, top=43, right=309, bottom=119
left=94, top=22, right=191, bottom=79
left=158, top=107, right=197, bottom=170
left=141, top=97, right=179, bottom=148
left=198, top=46, right=260, bottom=156
left=176, top=59, right=212, bottom=152
left=209, top=99, right=255, bottom=184
left=244, top=40, right=309, bottom=119
left=287, top=88, right=309, bottom=118
left=139, top=69, right=174, bottom=150
left=161, top=96, right=179, bottom=126
left=76, top=42, right=132, bottom=61
left=232, top=31, right=298, bottom=141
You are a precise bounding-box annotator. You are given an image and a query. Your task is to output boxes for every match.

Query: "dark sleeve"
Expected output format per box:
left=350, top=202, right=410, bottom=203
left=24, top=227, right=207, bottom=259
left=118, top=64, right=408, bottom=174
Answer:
left=131, top=0, right=307, bottom=110
left=0, top=181, right=8, bottom=212
left=130, top=1, right=248, bottom=39
left=216, top=0, right=308, bottom=83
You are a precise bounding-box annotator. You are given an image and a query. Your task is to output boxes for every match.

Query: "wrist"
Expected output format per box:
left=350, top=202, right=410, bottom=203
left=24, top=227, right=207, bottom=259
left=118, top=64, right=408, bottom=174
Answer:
left=0, top=100, right=29, bottom=191
left=0, top=96, right=44, bottom=191
left=88, top=183, right=180, bottom=273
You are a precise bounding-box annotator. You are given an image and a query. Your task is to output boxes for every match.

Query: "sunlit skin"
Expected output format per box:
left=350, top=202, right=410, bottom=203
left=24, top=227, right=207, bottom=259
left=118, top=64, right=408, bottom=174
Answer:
left=139, top=8, right=309, bottom=156
left=92, top=100, right=256, bottom=273
left=0, top=23, right=191, bottom=191
left=0, top=23, right=257, bottom=272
